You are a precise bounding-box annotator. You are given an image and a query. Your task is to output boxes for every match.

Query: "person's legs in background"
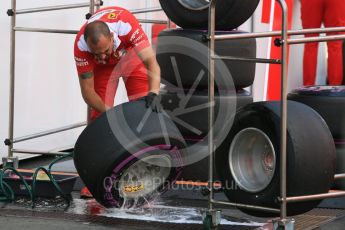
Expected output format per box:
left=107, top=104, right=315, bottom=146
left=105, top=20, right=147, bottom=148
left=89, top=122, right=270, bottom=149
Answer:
left=300, top=0, right=324, bottom=86
left=324, top=0, right=345, bottom=85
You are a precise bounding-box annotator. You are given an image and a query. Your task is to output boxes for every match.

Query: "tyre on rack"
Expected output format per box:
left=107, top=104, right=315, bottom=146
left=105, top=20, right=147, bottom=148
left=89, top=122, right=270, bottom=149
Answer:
left=160, top=88, right=252, bottom=139
left=288, top=86, right=345, bottom=140
left=160, top=88, right=253, bottom=182
left=215, top=101, right=336, bottom=217
left=74, top=100, right=186, bottom=208
left=334, top=145, right=345, bottom=190
left=156, top=29, right=257, bottom=90
left=159, top=0, right=260, bottom=30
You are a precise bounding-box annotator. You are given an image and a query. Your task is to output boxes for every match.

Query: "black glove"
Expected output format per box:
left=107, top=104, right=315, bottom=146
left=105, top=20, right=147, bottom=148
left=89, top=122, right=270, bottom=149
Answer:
left=145, top=92, right=162, bottom=113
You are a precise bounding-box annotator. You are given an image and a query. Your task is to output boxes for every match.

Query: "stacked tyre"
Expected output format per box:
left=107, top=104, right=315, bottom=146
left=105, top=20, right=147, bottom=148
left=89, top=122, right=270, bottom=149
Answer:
left=158, top=0, right=337, bottom=217
left=288, top=86, right=345, bottom=190
left=215, top=101, right=336, bottom=216
left=156, top=3, right=258, bottom=181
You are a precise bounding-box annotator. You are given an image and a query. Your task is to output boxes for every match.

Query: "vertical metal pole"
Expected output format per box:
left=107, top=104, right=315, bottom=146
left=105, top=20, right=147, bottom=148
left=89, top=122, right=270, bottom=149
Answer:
left=277, top=0, right=288, bottom=220
left=89, top=0, right=95, bottom=14
left=8, top=0, right=17, bottom=158
left=208, top=0, right=217, bottom=211
left=87, top=0, right=96, bottom=124
left=95, top=0, right=101, bottom=11
left=167, top=19, right=172, bottom=29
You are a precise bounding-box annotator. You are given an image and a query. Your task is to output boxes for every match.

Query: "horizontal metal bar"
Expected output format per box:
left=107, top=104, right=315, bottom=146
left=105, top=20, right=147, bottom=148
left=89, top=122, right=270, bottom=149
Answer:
left=335, top=173, right=345, bottom=180
left=288, top=34, right=345, bottom=44
left=283, top=191, right=345, bottom=203
left=214, top=31, right=279, bottom=40
left=15, top=2, right=101, bottom=15
left=211, top=55, right=281, bottom=64
left=138, top=19, right=168, bottom=24
left=12, top=149, right=68, bottom=156
left=14, top=27, right=78, bottom=34
left=13, top=122, right=87, bottom=144
left=292, top=26, right=345, bottom=35
left=210, top=199, right=280, bottom=213
left=213, top=26, right=345, bottom=41
left=130, top=7, right=162, bottom=14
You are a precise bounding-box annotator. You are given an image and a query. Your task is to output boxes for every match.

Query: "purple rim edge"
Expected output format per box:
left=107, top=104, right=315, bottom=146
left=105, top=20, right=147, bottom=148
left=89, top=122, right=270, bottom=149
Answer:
left=335, top=140, right=345, bottom=145
left=104, top=145, right=183, bottom=206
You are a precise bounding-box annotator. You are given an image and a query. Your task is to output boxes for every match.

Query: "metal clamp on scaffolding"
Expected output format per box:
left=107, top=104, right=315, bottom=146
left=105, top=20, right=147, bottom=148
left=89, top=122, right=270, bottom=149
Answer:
left=205, top=0, right=345, bottom=229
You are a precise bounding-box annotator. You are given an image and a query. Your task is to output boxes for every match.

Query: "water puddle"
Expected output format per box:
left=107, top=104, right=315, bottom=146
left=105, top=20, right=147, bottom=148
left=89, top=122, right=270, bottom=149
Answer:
left=2, top=196, right=265, bottom=227
left=68, top=198, right=265, bottom=227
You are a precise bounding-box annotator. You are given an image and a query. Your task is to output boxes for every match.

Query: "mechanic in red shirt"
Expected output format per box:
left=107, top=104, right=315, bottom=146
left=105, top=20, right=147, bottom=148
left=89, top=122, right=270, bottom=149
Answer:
left=74, top=6, right=161, bottom=122
left=300, top=0, right=345, bottom=86
left=74, top=6, right=161, bottom=198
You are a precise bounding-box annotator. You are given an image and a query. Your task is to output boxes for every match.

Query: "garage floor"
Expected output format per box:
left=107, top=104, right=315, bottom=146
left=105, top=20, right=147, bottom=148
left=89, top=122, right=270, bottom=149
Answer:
left=0, top=156, right=344, bottom=230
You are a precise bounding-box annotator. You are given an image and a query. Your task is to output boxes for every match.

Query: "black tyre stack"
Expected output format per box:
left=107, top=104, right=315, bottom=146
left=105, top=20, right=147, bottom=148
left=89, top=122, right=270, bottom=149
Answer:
left=215, top=101, right=336, bottom=216
left=158, top=0, right=337, bottom=217
left=156, top=1, right=260, bottom=181
left=288, top=86, right=345, bottom=190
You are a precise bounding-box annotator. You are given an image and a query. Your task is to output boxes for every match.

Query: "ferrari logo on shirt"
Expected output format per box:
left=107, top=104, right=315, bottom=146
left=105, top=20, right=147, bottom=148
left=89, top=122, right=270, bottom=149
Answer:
left=108, top=13, right=118, bottom=19
left=112, top=49, right=127, bottom=59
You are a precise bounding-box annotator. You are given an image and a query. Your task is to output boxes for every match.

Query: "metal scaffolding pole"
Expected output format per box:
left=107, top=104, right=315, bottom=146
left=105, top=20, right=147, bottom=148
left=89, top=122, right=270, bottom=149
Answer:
left=207, top=0, right=217, bottom=213
left=14, top=27, right=78, bottom=34
left=138, top=19, right=168, bottom=24
left=276, top=0, right=289, bottom=222
left=213, top=26, right=345, bottom=40
left=130, top=7, right=162, bottom=14
left=89, top=0, right=95, bottom=15
left=11, top=149, right=70, bottom=156
left=12, top=122, right=87, bottom=144
left=14, top=2, right=102, bottom=15
left=86, top=0, right=96, bottom=124
left=8, top=0, right=17, bottom=159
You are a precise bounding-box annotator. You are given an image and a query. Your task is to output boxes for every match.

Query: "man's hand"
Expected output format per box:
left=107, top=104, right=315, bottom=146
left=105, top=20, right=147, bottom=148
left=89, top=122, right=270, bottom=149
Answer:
left=145, top=92, right=162, bottom=113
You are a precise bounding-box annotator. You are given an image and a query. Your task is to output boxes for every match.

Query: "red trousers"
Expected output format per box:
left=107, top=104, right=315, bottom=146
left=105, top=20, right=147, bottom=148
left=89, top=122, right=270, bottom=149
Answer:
left=90, top=52, right=149, bottom=121
left=301, top=0, right=345, bottom=86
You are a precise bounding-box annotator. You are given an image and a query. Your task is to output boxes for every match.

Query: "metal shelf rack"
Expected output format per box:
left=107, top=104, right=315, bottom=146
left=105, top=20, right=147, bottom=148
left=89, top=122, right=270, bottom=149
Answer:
left=4, top=0, right=169, bottom=166
left=206, top=0, right=345, bottom=229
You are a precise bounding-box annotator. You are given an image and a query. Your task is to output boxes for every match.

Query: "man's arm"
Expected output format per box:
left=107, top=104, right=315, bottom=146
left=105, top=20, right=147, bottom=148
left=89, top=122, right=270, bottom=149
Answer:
left=78, top=72, right=110, bottom=113
left=137, top=46, right=161, bottom=95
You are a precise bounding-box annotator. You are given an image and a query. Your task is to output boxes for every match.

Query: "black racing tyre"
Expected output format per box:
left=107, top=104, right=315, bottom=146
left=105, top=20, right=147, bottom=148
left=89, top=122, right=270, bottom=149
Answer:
left=159, top=0, right=260, bottom=30
left=288, top=86, right=345, bottom=140
left=160, top=88, right=252, bottom=139
left=74, top=100, right=186, bottom=208
left=334, top=145, right=345, bottom=190
left=157, top=29, right=256, bottom=90
left=161, top=88, right=252, bottom=182
left=215, top=101, right=336, bottom=217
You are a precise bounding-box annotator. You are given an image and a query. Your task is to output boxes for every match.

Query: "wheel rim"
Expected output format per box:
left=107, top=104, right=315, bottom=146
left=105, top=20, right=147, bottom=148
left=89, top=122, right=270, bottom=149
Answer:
left=177, top=0, right=210, bottom=11
left=229, top=128, right=276, bottom=193
left=118, top=154, right=172, bottom=199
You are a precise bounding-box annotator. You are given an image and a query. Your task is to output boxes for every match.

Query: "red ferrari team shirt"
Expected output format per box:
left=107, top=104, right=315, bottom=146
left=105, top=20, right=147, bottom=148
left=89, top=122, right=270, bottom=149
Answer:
left=74, top=6, right=150, bottom=76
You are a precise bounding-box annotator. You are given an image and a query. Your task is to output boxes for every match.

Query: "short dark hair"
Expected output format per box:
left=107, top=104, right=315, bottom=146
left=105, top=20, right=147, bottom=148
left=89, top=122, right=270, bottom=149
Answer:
left=84, top=21, right=111, bottom=45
